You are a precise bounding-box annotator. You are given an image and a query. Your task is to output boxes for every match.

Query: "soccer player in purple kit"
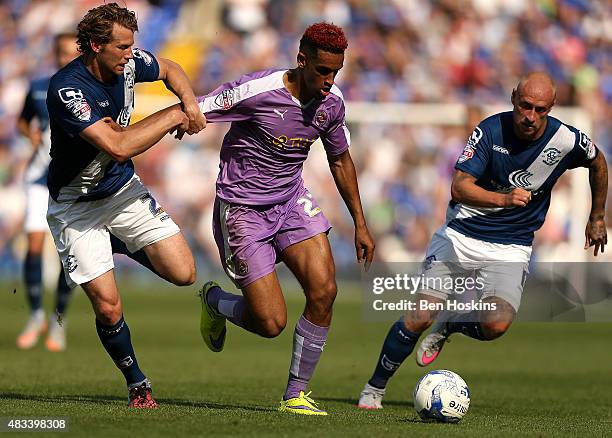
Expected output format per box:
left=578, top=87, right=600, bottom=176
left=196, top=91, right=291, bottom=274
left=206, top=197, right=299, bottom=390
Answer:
left=196, top=23, right=375, bottom=415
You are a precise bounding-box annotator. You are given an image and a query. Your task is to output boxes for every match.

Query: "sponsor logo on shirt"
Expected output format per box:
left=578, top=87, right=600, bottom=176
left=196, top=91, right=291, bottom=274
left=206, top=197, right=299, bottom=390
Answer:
left=493, top=144, right=509, bottom=155
left=542, top=147, right=561, bottom=166
left=272, top=134, right=316, bottom=150
left=58, top=87, right=91, bottom=122
left=509, top=169, right=533, bottom=188
left=97, top=100, right=109, bottom=107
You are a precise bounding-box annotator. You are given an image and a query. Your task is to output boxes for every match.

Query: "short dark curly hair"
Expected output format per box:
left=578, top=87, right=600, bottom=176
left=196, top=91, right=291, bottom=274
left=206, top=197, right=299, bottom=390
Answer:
left=76, top=2, right=138, bottom=55
left=299, top=22, right=348, bottom=56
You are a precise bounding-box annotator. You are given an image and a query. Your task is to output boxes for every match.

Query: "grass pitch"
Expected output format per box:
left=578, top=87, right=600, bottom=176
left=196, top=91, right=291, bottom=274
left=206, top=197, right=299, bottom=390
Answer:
left=1, top=278, right=611, bottom=437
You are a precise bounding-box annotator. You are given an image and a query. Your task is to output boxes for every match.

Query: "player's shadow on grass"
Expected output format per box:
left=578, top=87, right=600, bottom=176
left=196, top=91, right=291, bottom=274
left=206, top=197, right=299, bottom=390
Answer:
left=0, top=393, right=274, bottom=413
left=318, top=396, right=412, bottom=409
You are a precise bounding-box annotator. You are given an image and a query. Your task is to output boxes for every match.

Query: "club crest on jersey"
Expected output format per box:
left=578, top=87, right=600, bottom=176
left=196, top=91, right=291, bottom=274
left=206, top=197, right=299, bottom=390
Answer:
left=314, top=109, right=328, bottom=127
left=542, top=147, right=561, bottom=166
left=64, top=255, right=78, bottom=273
left=509, top=169, right=533, bottom=188
left=214, top=88, right=239, bottom=110
left=132, top=48, right=153, bottom=66
left=58, top=87, right=91, bottom=121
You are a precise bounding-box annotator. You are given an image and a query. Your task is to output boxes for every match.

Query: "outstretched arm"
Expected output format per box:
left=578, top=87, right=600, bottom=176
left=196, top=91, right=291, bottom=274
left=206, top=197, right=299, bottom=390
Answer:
left=328, top=150, right=375, bottom=269
left=79, top=104, right=189, bottom=162
left=451, top=170, right=532, bottom=208
left=157, top=58, right=206, bottom=135
left=584, top=151, right=608, bottom=256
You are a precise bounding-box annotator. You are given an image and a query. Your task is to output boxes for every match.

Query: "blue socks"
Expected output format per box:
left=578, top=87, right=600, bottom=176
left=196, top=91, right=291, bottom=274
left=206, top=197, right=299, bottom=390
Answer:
left=368, top=319, right=420, bottom=389
left=24, top=253, right=43, bottom=311
left=55, top=269, right=72, bottom=315
left=95, top=316, right=146, bottom=387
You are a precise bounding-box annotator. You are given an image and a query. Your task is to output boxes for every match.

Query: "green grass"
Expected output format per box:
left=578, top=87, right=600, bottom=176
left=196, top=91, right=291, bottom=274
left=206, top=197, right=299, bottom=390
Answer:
left=1, top=279, right=612, bottom=437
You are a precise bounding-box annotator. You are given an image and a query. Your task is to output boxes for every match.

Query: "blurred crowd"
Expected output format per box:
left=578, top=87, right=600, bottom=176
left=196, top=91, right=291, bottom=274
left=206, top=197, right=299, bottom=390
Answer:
left=1, top=0, right=611, bottom=279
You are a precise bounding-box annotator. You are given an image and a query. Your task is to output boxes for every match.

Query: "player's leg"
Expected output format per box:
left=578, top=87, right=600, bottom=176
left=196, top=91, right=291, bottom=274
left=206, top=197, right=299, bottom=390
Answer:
left=199, top=197, right=289, bottom=350
left=280, top=233, right=335, bottom=399
left=359, top=293, right=444, bottom=408
left=81, top=270, right=155, bottom=407
left=273, top=187, right=337, bottom=415
left=17, top=182, right=51, bottom=349
left=107, top=179, right=196, bottom=286
left=45, top=268, right=72, bottom=352
left=359, top=227, right=454, bottom=408
left=16, top=231, right=47, bottom=349
left=416, top=259, right=527, bottom=367
left=47, top=194, right=156, bottom=407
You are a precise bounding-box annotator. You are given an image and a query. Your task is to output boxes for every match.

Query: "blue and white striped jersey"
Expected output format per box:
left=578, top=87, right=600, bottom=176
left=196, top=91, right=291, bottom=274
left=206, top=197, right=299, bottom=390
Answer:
left=46, top=49, right=159, bottom=202
left=448, top=111, right=597, bottom=246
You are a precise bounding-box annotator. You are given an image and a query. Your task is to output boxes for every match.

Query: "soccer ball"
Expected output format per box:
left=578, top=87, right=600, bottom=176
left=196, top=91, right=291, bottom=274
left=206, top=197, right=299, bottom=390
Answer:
left=413, top=370, right=470, bottom=423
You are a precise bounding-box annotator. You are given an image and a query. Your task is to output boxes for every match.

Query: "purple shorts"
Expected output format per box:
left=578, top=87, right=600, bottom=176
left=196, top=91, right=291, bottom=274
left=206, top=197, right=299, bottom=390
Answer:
left=213, top=185, right=331, bottom=288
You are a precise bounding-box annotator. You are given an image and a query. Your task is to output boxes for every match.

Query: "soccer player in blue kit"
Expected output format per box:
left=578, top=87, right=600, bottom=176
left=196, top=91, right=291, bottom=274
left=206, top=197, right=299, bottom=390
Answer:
left=16, top=33, right=79, bottom=352
left=358, top=72, right=608, bottom=409
left=45, top=3, right=206, bottom=407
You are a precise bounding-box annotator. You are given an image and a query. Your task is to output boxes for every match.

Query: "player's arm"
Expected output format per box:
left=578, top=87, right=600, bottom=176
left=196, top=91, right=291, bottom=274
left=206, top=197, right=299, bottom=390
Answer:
left=157, top=58, right=206, bottom=135
left=328, top=150, right=375, bottom=269
left=451, top=170, right=532, bottom=208
left=17, top=89, right=42, bottom=147
left=584, top=151, right=607, bottom=256
left=79, top=104, right=188, bottom=162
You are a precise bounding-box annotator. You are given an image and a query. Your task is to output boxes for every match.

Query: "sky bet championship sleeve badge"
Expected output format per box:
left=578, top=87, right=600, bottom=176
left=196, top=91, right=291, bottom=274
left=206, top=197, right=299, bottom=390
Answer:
left=58, top=87, right=91, bottom=122
left=457, top=126, right=483, bottom=164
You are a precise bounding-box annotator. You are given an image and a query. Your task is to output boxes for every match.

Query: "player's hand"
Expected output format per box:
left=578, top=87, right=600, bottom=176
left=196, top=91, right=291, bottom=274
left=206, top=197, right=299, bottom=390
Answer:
left=182, top=101, right=206, bottom=135
left=584, top=217, right=607, bottom=256
left=102, top=116, right=124, bottom=132
left=504, top=188, right=531, bottom=207
left=30, top=129, right=42, bottom=147
left=355, top=224, right=375, bottom=271
left=170, top=110, right=190, bottom=140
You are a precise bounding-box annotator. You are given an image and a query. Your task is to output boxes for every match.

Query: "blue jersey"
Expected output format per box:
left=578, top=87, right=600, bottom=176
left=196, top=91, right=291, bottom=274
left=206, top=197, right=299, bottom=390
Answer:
left=448, top=111, right=597, bottom=246
left=20, top=77, right=51, bottom=185
left=46, top=49, right=159, bottom=202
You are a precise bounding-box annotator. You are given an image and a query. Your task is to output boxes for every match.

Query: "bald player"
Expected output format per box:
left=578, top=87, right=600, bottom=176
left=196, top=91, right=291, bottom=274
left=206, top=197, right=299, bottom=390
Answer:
left=358, top=72, right=608, bottom=409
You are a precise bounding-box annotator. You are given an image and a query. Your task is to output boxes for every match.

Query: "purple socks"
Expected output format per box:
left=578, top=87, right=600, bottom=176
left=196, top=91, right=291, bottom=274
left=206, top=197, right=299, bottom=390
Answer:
left=284, top=315, right=329, bottom=400
left=207, top=285, right=247, bottom=328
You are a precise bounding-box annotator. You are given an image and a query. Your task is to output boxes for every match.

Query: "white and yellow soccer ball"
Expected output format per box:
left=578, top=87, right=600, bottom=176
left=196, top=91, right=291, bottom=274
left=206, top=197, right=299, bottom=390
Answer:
left=413, top=370, right=470, bottom=423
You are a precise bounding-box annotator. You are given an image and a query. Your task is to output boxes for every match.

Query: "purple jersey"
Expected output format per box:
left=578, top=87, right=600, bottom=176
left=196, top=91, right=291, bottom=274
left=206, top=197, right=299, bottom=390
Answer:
left=198, top=69, right=350, bottom=205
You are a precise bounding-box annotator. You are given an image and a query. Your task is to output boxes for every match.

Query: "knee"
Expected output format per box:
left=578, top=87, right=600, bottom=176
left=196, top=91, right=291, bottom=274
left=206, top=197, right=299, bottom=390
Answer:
left=480, top=320, right=512, bottom=340
left=95, top=300, right=122, bottom=326
left=257, top=316, right=287, bottom=338
left=306, top=280, right=337, bottom=315
left=170, top=262, right=196, bottom=286
left=404, top=308, right=436, bottom=334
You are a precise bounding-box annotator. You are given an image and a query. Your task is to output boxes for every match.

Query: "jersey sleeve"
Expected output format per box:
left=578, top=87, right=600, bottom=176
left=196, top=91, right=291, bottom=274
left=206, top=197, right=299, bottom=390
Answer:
left=454, top=124, right=492, bottom=178
left=197, top=78, right=255, bottom=123
left=566, top=126, right=598, bottom=169
left=47, top=83, right=102, bottom=136
left=321, top=100, right=350, bottom=156
left=132, top=48, right=160, bottom=83
left=19, top=86, right=36, bottom=122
